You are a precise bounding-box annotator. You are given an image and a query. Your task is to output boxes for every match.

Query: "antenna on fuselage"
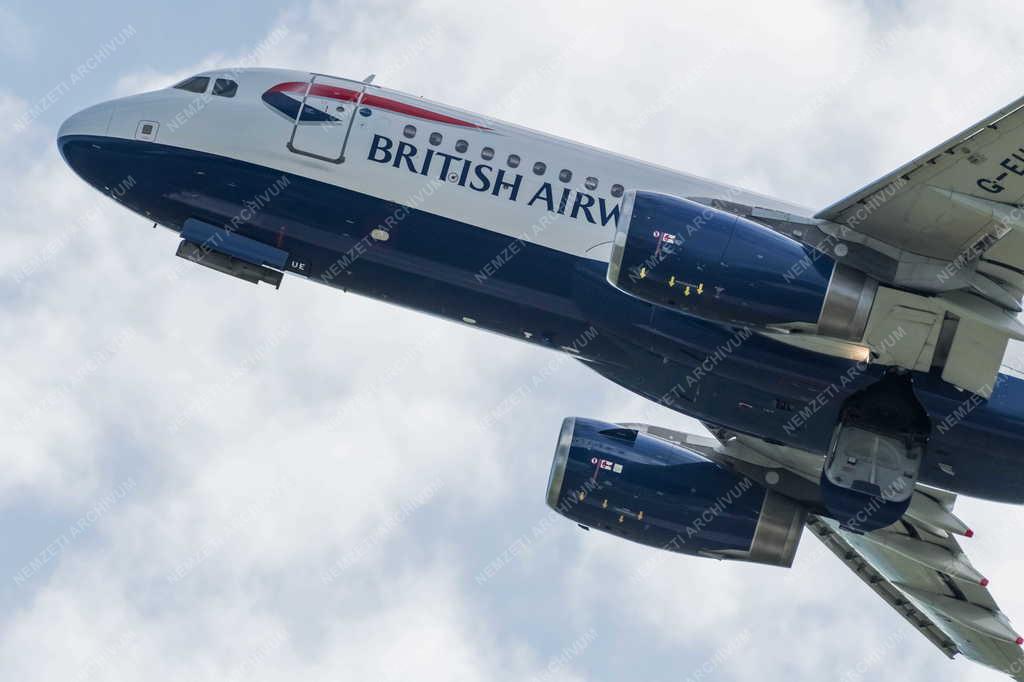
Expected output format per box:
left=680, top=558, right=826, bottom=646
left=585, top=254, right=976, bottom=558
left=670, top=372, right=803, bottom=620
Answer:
left=363, top=73, right=375, bottom=84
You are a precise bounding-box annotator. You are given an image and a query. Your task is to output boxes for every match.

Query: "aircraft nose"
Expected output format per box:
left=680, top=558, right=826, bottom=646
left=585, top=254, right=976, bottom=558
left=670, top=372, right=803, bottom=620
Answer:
left=57, top=102, right=116, bottom=156
left=58, top=101, right=116, bottom=138
left=57, top=101, right=132, bottom=199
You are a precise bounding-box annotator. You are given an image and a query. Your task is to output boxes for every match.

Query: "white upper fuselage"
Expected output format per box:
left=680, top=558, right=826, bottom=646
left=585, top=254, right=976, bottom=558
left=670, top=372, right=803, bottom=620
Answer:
left=61, top=67, right=809, bottom=264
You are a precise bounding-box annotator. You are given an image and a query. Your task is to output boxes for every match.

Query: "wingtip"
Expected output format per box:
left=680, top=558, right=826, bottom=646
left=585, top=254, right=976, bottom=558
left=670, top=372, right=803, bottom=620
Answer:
left=964, top=528, right=975, bottom=538
left=980, top=577, right=990, bottom=587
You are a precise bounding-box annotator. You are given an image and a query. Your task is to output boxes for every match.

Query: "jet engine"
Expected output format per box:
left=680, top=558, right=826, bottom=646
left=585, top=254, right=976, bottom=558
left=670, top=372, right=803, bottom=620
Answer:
left=607, top=191, right=877, bottom=339
left=546, top=417, right=806, bottom=567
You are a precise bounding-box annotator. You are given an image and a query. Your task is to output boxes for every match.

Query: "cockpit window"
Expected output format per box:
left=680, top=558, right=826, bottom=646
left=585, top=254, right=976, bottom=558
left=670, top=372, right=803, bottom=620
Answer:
left=173, top=76, right=210, bottom=94
left=212, top=78, right=238, bottom=98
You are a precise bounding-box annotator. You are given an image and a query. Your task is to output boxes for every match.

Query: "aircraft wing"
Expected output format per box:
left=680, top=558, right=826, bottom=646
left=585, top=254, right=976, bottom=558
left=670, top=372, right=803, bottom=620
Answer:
left=807, top=513, right=1024, bottom=679
left=780, top=94, right=1024, bottom=397
left=815, top=93, right=1024, bottom=277
left=629, top=423, right=1024, bottom=678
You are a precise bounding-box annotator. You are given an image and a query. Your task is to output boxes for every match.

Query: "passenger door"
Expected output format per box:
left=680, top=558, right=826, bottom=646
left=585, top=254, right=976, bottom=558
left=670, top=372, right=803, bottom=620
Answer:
left=286, top=74, right=367, bottom=164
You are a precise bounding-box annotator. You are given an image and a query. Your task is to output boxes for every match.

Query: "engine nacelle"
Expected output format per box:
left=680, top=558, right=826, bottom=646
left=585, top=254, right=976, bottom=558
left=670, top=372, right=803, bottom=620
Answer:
left=546, top=417, right=806, bottom=567
left=607, top=191, right=876, bottom=339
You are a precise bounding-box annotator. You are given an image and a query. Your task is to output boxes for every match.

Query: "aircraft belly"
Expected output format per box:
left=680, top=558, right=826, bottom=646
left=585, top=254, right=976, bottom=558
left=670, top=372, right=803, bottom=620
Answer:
left=59, top=134, right=1024, bottom=503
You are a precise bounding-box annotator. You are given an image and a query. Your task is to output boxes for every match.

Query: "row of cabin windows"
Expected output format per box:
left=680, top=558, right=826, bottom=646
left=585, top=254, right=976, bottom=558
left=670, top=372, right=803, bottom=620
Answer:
left=172, top=76, right=238, bottom=98
left=403, top=123, right=623, bottom=197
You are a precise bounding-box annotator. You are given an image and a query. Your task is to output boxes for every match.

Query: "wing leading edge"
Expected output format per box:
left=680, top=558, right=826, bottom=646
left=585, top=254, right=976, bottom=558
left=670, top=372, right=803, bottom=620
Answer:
left=769, top=95, right=1024, bottom=397
left=816, top=92, right=1024, bottom=273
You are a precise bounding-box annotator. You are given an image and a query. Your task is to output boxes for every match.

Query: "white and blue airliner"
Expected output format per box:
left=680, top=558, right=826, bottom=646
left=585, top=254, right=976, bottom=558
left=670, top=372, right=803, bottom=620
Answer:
left=59, top=68, right=1024, bottom=678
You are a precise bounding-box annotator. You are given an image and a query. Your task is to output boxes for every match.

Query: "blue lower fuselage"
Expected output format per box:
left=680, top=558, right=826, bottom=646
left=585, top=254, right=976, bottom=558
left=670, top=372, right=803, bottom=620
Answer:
left=59, top=134, right=1024, bottom=503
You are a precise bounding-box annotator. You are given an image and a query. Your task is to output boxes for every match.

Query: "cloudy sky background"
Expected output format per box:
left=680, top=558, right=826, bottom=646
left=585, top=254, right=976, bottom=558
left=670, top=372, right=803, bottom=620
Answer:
left=5, top=1, right=1024, bottom=680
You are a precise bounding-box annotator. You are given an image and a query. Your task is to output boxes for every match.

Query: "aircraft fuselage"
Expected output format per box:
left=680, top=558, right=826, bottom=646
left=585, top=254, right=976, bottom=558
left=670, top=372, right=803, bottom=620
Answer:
left=58, top=68, right=1024, bottom=503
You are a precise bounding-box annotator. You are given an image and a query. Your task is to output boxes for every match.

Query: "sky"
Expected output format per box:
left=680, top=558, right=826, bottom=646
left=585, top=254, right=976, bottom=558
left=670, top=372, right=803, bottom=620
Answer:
left=4, top=0, right=1024, bottom=680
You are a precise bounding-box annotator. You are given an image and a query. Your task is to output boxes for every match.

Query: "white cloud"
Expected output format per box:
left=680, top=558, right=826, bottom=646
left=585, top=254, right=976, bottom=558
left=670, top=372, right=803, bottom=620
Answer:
left=6, top=2, right=1024, bottom=682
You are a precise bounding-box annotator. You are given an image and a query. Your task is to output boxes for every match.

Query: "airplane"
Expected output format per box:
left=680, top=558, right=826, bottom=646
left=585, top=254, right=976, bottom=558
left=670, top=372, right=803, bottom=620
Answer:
left=58, top=67, right=1024, bottom=678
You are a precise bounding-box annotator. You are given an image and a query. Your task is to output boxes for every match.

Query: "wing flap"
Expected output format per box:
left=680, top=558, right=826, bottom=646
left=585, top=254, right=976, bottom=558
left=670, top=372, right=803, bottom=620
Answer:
left=806, top=515, right=960, bottom=658
left=808, top=514, right=1024, bottom=679
left=651, top=424, right=1024, bottom=678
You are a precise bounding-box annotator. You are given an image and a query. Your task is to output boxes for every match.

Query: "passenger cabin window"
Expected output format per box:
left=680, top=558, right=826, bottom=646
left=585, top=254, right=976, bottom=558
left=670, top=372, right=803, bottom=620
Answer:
left=611, top=183, right=624, bottom=198
left=429, top=132, right=443, bottom=146
left=173, top=76, right=210, bottom=93
left=212, top=79, right=238, bottom=97
left=585, top=176, right=598, bottom=190
left=403, top=124, right=417, bottom=138
left=455, top=139, right=469, bottom=153
left=481, top=146, right=494, bottom=160
left=559, top=169, right=572, bottom=183
left=533, top=161, right=546, bottom=175
left=507, top=154, right=520, bottom=168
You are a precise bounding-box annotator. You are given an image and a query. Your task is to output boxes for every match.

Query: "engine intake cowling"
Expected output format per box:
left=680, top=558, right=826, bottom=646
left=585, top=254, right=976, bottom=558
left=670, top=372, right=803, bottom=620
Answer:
left=607, top=191, right=876, bottom=339
left=546, top=417, right=806, bottom=567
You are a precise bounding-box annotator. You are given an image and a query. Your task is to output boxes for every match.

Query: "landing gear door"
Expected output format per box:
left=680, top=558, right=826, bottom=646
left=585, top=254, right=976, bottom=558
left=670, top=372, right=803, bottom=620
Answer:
left=818, top=374, right=930, bottom=532
left=823, top=426, right=920, bottom=504
left=286, top=74, right=366, bottom=164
